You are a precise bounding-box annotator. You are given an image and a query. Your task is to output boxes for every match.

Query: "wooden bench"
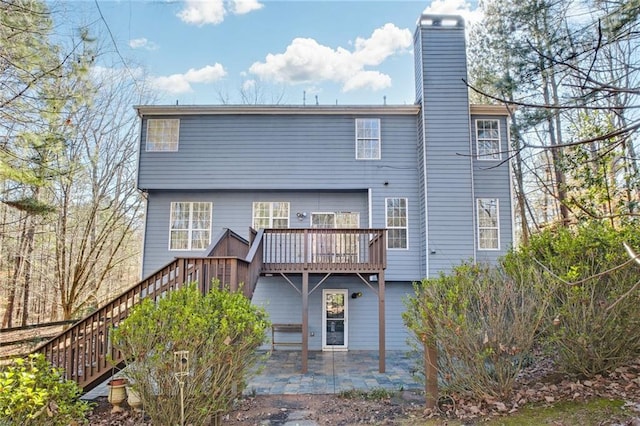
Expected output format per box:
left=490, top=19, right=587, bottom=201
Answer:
left=271, top=323, right=303, bottom=351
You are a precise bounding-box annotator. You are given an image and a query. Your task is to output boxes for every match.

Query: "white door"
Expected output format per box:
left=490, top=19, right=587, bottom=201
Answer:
left=322, top=289, right=348, bottom=350
left=310, top=212, right=360, bottom=263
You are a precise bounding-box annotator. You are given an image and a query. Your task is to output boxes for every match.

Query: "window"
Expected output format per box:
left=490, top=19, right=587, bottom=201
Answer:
left=386, top=198, right=408, bottom=249
left=476, top=119, right=500, bottom=160
left=169, top=202, right=211, bottom=250
left=146, top=119, right=180, bottom=151
left=355, top=118, right=381, bottom=159
left=477, top=198, right=500, bottom=250
left=310, top=212, right=360, bottom=229
left=252, top=202, right=289, bottom=229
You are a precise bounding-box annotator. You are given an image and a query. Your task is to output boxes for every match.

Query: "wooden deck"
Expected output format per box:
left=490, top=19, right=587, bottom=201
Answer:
left=262, top=228, right=386, bottom=273
left=30, top=228, right=386, bottom=391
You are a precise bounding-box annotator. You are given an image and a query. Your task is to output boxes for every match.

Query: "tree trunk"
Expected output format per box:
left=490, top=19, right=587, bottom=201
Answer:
left=20, top=218, right=36, bottom=326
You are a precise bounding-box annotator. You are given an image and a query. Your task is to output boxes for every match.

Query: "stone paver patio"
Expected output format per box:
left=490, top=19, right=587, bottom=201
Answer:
left=246, top=350, right=422, bottom=395
left=84, top=350, right=422, bottom=400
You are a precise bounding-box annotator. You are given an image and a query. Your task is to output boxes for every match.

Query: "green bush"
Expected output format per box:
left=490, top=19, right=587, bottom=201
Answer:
left=404, top=261, right=548, bottom=399
left=111, top=282, right=269, bottom=425
left=404, top=221, right=640, bottom=400
left=0, top=353, right=92, bottom=425
left=518, top=222, right=640, bottom=376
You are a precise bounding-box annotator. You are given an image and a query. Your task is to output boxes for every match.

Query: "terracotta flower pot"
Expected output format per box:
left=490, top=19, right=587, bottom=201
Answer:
left=108, top=378, right=127, bottom=386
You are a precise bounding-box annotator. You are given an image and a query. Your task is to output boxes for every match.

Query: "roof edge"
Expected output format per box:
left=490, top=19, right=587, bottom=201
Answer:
left=470, top=104, right=513, bottom=115
left=134, top=104, right=421, bottom=116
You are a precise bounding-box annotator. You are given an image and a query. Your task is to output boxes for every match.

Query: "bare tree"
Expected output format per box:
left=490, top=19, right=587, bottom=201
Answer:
left=50, top=67, right=149, bottom=319
left=468, top=0, right=640, bottom=231
left=1, top=0, right=151, bottom=325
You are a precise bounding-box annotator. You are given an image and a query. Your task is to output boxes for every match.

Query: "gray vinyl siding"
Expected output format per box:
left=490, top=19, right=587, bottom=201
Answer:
left=142, top=190, right=423, bottom=280
left=472, top=115, right=513, bottom=263
left=415, top=20, right=475, bottom=276
left=139, top=111, right=424, bottom=281
left=138, top=114, right=418, bottom=191
left=251, top=275, right=412, bottom=351
left=143, top=191, right=368, bottom=276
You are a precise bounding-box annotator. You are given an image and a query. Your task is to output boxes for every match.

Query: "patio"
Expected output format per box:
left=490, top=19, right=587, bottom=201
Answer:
left=246, top=350, right=422, bottom=395
left=83, top=350, right=423, bottom=399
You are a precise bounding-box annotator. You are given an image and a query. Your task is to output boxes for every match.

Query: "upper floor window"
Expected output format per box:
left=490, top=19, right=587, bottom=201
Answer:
left=386, top=197, right=408, bottom=249
left=147, top=119, right=180, bottom=151
left=169, top=202, right=211, bottom=250
left=476, top=119, right=500, bottom=160
left=253, top=202, right=289, bottom=229
left=355, top=118, right=381, bottom=160
left=477, top=198, right=500, bottom=250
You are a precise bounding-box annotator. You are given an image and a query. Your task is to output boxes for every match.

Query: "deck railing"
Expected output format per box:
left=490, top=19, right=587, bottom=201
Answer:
left=262, top=228, right=386, bottom=273
left=32, top=228, right=385, bottom=391
left=35, top=256, right=250, bottom=390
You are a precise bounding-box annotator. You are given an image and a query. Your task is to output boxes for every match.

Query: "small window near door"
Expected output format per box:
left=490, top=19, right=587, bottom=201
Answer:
left=252, top=202, right=290, bottom=229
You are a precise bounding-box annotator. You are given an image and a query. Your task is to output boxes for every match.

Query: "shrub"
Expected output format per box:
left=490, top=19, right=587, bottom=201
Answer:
left=403, top=260, right=549, bottom=399
left=111, top=282, right=269, bottom=425
left=0, top=353, right=92, bottom=425
left=519, top=222, right=640, bottom=376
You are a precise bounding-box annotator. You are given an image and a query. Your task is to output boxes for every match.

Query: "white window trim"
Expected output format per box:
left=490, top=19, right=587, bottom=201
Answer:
left=476, top=119, right=501, bottom=160
left=146, top=119, right=180, bottom=152
left=252, top=202, right=290, bottom=229
left=355, top=118, right=381, bottom=160
left=477, top=198, right=500, bottom=250
left=385, top=197, right=409, bottom=250
left=322, top=289, right=348, bottom=351
left=168, top=201, right=212, bottom=251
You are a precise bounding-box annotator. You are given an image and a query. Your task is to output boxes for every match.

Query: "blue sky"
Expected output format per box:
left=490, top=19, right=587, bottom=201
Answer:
left=52, top=0, right=481, bottom=105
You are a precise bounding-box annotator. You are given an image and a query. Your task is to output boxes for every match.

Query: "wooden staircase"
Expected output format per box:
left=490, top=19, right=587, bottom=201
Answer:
left=34, top=228, right=264, bottom=392
left=32, top=227, right=386, bottom=392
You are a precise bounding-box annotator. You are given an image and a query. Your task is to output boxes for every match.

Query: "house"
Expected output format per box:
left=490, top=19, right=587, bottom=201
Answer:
left=133, top=14, right=513, bottom=373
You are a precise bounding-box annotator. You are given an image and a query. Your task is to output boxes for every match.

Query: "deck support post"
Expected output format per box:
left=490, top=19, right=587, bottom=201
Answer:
left=302, top=271, right=309, bottom=373
left=425, top=338, right=438, bottom=409
left=378, top=270, right=386, bottom=373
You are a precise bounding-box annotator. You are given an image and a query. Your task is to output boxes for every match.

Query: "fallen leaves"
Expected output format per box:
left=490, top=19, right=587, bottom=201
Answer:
left=435, top=356, right=640, bottom=422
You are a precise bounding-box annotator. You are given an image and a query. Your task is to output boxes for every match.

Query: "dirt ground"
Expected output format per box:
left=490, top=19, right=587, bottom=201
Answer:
left=86, top=391, right=426, bottom=425
left=85, top=357, right=640, bottom=425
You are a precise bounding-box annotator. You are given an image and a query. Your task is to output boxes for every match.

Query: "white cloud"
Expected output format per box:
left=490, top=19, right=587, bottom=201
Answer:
left=423, top=0, right=483, bottom=28
left=177, top=0, right=226, bottom=25
left=353, top=23, right=413, bottom=66
left=242, top=79, right=256, bottom=91
left=248, top=23, right=412, bottom=92
left=177, top=0, right=263, bottom=26
left=343, top=71, right=391, bottom=92
left=151, top=64, right=227, bottom=94
left=230, top=0, right=263, bottom=15
left=129, top=38, right=158, bottom=51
